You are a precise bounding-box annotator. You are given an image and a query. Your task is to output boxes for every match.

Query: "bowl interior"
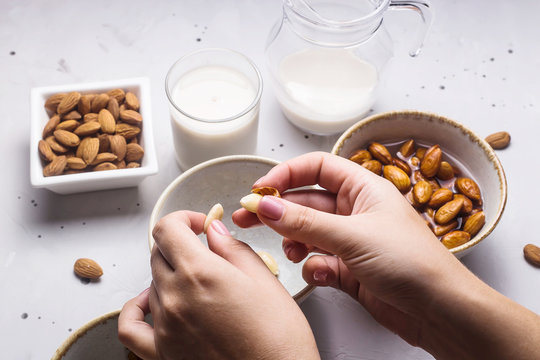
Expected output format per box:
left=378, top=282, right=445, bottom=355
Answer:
left=150, top=155, right=311, bottom=299
left=332, top=111, right=507, bottom=256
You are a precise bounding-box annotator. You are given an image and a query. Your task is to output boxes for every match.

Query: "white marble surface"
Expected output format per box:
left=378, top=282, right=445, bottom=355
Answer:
left=1, top=0, right=539, bottom=359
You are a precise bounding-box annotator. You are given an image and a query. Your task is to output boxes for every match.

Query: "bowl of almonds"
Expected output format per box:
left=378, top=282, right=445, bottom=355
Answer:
left=30, top=77, right=158, bottom=194
left=332, top=110, right=507, bottom=257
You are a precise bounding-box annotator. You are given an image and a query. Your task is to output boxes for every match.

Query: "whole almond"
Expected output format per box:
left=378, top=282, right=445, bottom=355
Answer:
left=115, top=160, right=127, bottom=169
left=428, top=188, right=454, bottom=208
left=55, top=119, right=80, bottom=132
left=43, top=155, right=67, bottom=177
left=349, top=149, right=371, bottom=165
left=66, top=157, right=87, bottom=170
left=399, top=139, right=415, bottom=157
left=98, top=133, right=110, bottom=153
left=435, top=197, right=464, bottom=224
left=78, top=137, right=100, bottom=164
left=74, top=121, right=101, bottom=136
left=94, top=162, right=117, bottom=171
left=90, top=152, right=117, bottom=165
left=126, top=162, right=140, bottom=168
left=77, top=95, right=92, bottom=115
left=107, top=97, right=120, bottom=121
left=362, top=160, right=382, bottom=175
left=119, top=109, right=143, bottom=126
left=455, top=177, right=481, bottom=201
left=42, top=114, right=61, bottom=139
left=73, top=258, right=103, bottom=279
left=91, top=93, right=110, bottom=113
left=107, top=88, right=126, bottom=104
left=416, top=147, right=427, bottom=160
left=523, top=244, right=540, bottom=267
left=125, top=92, right=140, bottom=111
left=44, top=93, right=66, bottom=114
left=45, top=136, right=68, bottom=153
left=432, top=220, right=458, bottom=237
left=383, top=165, right=411, bottom=193
left=454, top=194, right=473, bottom=215
left=109, top=135, right=127, bottom=161
left=413, top=180, right=433, bottom=204
left=63, top=110, right=82, bottom=120
left=57, top=92, right=81, bottom=115
left=38, top=140, right=56, bottom=161
left=54, top=130, right=80, bottom=147
left=83, top=113, right=98, bottom=123
left=393, top=157, right=411, bottom=176
left=441, top=230, right=470, bottom=249
left=463, top=211, right=485, bottom=237
left=99, top=109, right=116, bottom=134
left=420, top=145, right=442, bottom=178
left=485, top=131, right=510, bottom=150
left=436, top=161, right=454, bottom=181
left=125, top=143, right=144, bottom=162
left=116, top=123, right=141, bottom=139
left=368, top=142, right=392, bottom=165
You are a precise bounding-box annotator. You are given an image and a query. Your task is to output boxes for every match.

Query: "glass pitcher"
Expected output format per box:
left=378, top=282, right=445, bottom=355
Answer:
left=265, top=0, right=432, bottom=135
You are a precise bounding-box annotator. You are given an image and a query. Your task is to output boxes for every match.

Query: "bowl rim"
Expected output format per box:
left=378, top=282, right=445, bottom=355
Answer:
left=148, top=154, right=315, bottom=301
left=29, top=77, right=158, bottom=189
left=52, top=309, right=121, bottom=360
left=331, top=110, right=508, bottom=256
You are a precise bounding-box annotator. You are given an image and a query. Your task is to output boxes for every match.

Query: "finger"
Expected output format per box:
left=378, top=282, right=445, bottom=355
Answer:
left=301, top=255, right=362, bottom=299
left=232, top=189, right=337, bottom=229
left=118, top=288, right=157, bottom=360
left=282, top=238, right=309, bottom=263
left=151, top=211, right=207, bottom=269
left=206, top=220, right=283, bottom=284
left=150, top=243, right=176, bottom=294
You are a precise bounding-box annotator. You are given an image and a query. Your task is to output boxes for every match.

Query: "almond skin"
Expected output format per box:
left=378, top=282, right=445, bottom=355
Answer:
left=107, top=88, right=126, bottom=103
left=119, top=109, right=143, bottom=126
left=90, top=152, right=117, bottom=165
left=454, top=194, right=473, bottom=215
left=485, top=131, right=510, bottom=149
left=399, top=139, right=415, bottom=157
left=436, top=161, right=454, bottom=181
left=66, top=157, right=87, bottom=170
left=115, top=123, right=141, bottom=139
left=109, top=135, right=127, bottom=161
left=98, top=109, right=116, bottom=134
left=77, top=95, right=93, bottom=115
left=432, top=220, right=459, bottom=237
left=435, top=197, right=464, bottom=225
left=45, top=136, right=68, bottom=153
left=383, top=165, right=411, bottom=193
left=368, top=142, right=392, bottom=165
left=455, top=177, right=481, bottom=201
left=73, top=258, right=103, bottom=279
left=252, top=186, right=281, bottom=197
left=77, top=137, right=100, bottom=164
left=94, top=162, right=117, bottom=171
left=44, top=93, right=66, bottom=114
left=523, top=244, right=540, bottom=267
left=38, top=140, right=56, bottom=161
left=53, top=130, right=80, bottom=147
left=57, top=92, right=81, bottom=115
left=362, top=160, right=382, bottom=175
left=107, top=97, right=120, bottom=121
left=91, top=93, right=110, bottom=113
left=413, top=180, right=433, bottom=204
left=43, top=155, right=67, bottom=176
left=441, top=230, right=470, bottom=249
left=56, top=119, right=80, bottom=132
left=420, top=144, right=442, bottom=178
left=83, top=113, right=98, bottom=123
left=463, top=211, right=485, bottom=237
left=428, top=188, right=454, bottom=208
left=125, top=92, right=140, bottom=111
left=393, top=157, right=412, bottom=176
left=125, top=143, right=144, bottom=162
left=74, top=121, right=101, bottom=136
left=63, top=110, right=82, bottom=120
left=349, top=149, right=371, bottom=165
left=126, top=162, right=140, bottom=168
left=42, top=114, right=61, bottom=139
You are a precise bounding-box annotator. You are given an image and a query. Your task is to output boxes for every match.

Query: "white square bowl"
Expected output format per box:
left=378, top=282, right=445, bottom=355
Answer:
left=30, top=77, right=158, bottom=194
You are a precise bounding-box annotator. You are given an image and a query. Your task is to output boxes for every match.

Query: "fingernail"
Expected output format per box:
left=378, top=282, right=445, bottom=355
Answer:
left=313, top=270, right=328, bottom=282
left=139, top=287, right=150, bottom=296
left=253, top=176, right=265, bottom=187
left=211, top=220, right=230, bottom=236
left=258, top=196, right=284, bottom=221
left=283, top=243, right=293, bottom=259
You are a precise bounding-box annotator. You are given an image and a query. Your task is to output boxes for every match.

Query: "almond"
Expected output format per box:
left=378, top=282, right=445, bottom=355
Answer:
left=126, top=162, right=140, bottom=168
left=416, top=147, right=427, bottom=160
left=410, top=156, right=420, bottom=167
left=57, top=91, right=81, bottom=115
left=455, top=177, right=481, bottom=201
left=427, top=188, right=454, bottom=208
left=399, top=139, right=415, bottom=157
left=63, top=110, right=82, bottom=120
left=393, top=157, right=411, bottom=176
left=454, top=194, right=473, bottom=215
left=74, top=121, right=101, bottom=136
left=119, top=109, right=143, bottom=126
left=125, top=92, right=140, bottom=111
left=94, top=162, right=117, bottom=171
left=107, top=97, right=120, bottom=121
left=420, top=145, right=442, bottom=178
left=38, top=140, right=56, bottom=161
left=362, top=160, right=382, bottom=175
left=432, top=220, right=458, bottom=237
left=83, top=113, right=98, bottom=123
left=98, top=109, right=116, bottom=134
left=252, top=186, right=281, bottom=197
left=78, top=137, right=100, bottom=164
left=109, top=135, right=127, bottom=161
left=435, top=197, right=464, bottom=225
left=203, top=203, right=224, bottom=233
left=91, top=93, right=110, bottom=113
left=55, top=119, right=80, bottom=132
left=368, top=142, right=392, bottom=165
left=73, top=258, right=103, bottom=279
left=485, top=131, right=510, bottom=150
left=98, top=133, right=110, bottom=153
left=413, top=180, right=433, bottom=204
left=115, top=160, right=126, bottom=169
left=107, top=88, right=126, bottom=104
left=349, top=149, right=371, bottom=165
left=44, top=93, right=66, bottom=114
left=463, top=211, right=485, bottom=237
left=66, top=157, right=87, bottom=170
left=43, top=155, right=67, bottom=176
left=436, top=161, right=454, bottom=181
left=42, top=114, right=61, bottom=139
left=54, top=130, right=80, bottom=147
left=125, top=143, right=144, bottom=162
left=90, top=152, right=117, bottom=165
left=441, top=230, right=470, bottom=249
left=77, top=95, right=93, bottom=115
left=45, top=136, right=68, bottom=153
left=523, top=244, right=540, bottom=267
left=116, top=123, right=141, bottom=139
left=383, top=165, right=411, bottom=193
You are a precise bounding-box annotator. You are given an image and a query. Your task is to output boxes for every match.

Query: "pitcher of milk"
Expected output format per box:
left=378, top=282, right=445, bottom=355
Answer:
left=266, top=0, right=432, bottom=134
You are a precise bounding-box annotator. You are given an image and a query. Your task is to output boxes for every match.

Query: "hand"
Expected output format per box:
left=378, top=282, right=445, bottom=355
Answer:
left=119, top=211, right=319, bottom=360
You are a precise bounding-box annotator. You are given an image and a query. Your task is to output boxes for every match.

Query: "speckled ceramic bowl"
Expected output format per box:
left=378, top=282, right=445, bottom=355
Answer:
left=149, top=155, right=314, bottom=302
left=52, top=310, right=149, bottom=360
left=332, top=110, right=507, bottom=257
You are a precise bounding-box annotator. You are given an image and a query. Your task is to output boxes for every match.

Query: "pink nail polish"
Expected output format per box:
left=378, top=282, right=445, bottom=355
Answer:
left=211, top=220, right=230, bottom=235
left=258, top=196, right=284, bottom=221
left=313, top=270, right=327, bottom=282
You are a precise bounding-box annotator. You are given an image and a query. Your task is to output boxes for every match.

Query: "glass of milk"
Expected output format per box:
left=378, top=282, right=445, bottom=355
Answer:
left=266, top=0, right=432, bottom=135
left=166, top=48, right=263, bottom=170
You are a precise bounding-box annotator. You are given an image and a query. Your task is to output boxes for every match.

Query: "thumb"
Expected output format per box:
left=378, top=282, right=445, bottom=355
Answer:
left=256, top=196, right=351, bottom=255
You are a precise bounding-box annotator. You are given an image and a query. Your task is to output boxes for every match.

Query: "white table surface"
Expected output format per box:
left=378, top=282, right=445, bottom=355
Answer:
left=2, top=0, right=539, bottom=359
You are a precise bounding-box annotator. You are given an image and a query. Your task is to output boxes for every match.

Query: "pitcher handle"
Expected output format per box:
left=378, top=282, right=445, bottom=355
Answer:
left=389, top=0, right=433, bottom=57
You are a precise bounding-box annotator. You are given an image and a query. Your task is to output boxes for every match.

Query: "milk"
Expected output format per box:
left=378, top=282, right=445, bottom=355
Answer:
left=169, top=65, right=259, bottom=170
left=276, top=48, right=378, bottom=134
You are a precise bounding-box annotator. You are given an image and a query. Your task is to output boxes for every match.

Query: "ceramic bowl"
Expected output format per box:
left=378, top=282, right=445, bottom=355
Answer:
left=332, top=110, right=507, bottom=257
left=30, top=77, right=158, bottom=194
left=52, top=310, right=150, bottom=359
left=149, top=155, right=314, bottom=302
